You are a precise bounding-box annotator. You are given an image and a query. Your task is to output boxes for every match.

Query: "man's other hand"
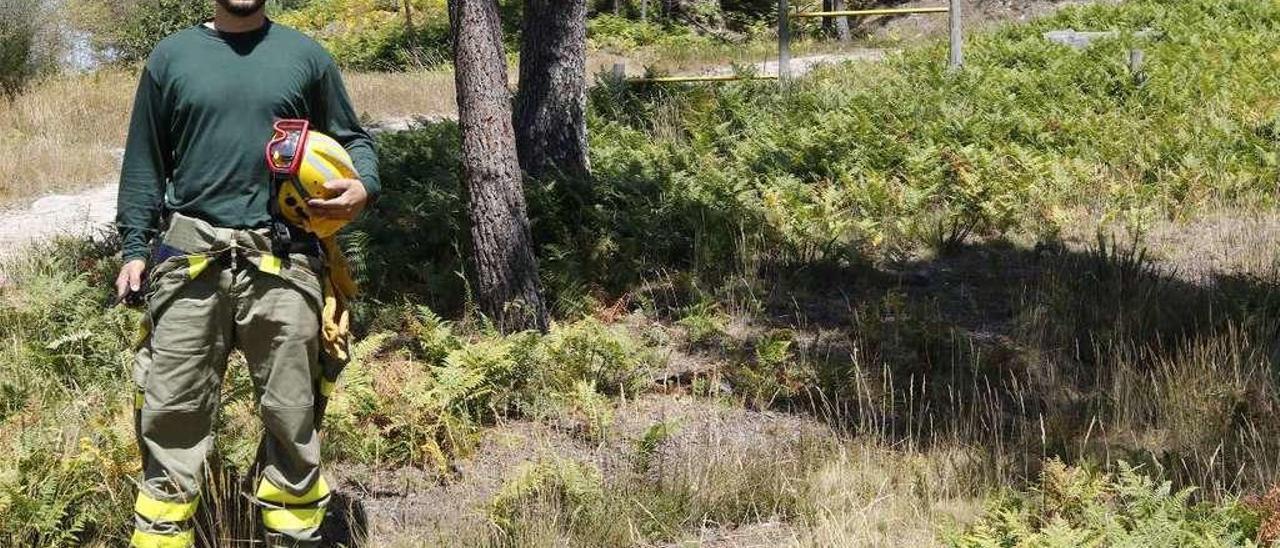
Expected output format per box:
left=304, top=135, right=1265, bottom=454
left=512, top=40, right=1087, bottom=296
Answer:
left=116, top=259, right=147, bottom=305
left=307, top=178, right=368, bottom=220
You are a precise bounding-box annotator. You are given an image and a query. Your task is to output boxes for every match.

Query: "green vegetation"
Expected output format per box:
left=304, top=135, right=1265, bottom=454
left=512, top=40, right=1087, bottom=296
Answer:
left=0, top=0, right=58, bottom=97
left=277, top=0, right=779, bottom=70
left=70, top=0, right=211, bottom=62
left=276, top=0, right=458, bottom=70
left=954, top=460, right=1262, bottom=546
left=7, top=0, right=1280, bottom=545
left=469, top=428, right=838, bottom=546
left=0, top=238, right=136, bottom=544
left=342, top=0, right=1280, bottom=541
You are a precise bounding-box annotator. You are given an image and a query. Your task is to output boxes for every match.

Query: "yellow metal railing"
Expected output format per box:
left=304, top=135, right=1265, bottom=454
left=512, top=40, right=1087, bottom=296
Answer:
left=627, top=74, right=780, bottom=83
left=792, top=6, right=949, bottom=18
left=619, top=1, right=964, bottom=84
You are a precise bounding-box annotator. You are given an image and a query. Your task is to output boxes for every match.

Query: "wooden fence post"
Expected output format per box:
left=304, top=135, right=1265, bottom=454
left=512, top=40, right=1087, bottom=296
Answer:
left=778, top=0, right=791, bottom=81
left=1129, top=48, right=1146, bottom=84
left=948, top=0, right=963, bottom=70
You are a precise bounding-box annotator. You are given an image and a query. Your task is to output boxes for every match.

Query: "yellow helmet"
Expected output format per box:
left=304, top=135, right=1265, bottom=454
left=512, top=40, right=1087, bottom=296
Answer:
left=267, top=120, right=358, bottom=238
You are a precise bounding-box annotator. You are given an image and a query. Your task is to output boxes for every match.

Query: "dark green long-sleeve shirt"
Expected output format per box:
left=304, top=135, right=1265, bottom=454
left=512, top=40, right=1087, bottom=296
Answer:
left=115, top=20, right=379, bottom=262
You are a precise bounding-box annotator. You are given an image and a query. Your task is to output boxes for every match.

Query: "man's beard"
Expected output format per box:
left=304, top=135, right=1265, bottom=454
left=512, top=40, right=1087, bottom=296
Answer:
left=215, top=0, right=267, bottom=17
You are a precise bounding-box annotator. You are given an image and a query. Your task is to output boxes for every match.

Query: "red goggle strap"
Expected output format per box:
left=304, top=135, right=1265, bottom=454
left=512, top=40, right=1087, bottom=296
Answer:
left=265, top=119, right=310, bottom=176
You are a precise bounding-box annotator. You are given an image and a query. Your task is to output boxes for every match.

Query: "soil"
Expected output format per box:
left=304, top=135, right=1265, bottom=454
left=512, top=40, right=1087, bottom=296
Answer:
left=330, top=393, right=832, bottom=545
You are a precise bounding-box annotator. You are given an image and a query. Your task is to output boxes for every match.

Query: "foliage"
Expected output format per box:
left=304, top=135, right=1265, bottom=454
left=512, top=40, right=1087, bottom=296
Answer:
left=348, top=120, right=467, bottom=315
left=953, top=459, right=1262, bottom=547
left=322, top=307, right=658, bottom=468
left=584, top=0, right=1280, bottom=271
left=0, top=237, right=136, bottom=546
left=587, top=14, right=711, bottom=52
left=71, top=0, right=210, bottom=63
left=276, top=0, right=522, bottom=70
left=487, top=457, right=606, bottom=535
left=0, top=0, right=58, bottom=98
left=276, top=0, right=451, bottom=70
left=370, top=0, right=1280, bottom=308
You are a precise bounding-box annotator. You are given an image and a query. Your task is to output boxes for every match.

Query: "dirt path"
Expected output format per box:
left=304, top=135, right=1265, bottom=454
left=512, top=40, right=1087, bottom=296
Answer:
left=335, top=392, right=831, bottom=545
left=0, top=184, right=117, bottom=261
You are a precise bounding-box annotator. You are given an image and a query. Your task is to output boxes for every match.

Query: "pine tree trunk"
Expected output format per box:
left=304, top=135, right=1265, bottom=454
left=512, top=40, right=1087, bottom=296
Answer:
left=831, top=0, right=850, bottom=42
left=822, top=0, right=833, bottom=35
left=515, top=0, right=590, bottom=181
left=448, top=0, right=549, bottom=333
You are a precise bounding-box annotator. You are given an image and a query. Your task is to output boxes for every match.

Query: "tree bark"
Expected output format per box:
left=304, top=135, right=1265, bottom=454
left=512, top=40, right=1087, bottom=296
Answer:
left=448, top=0, right=549, bottom=333
left=831, top=0, right=850, bottom=42
left=514, top=0, right=590, bottom=181
left=821, top=0, right=832, bottom=35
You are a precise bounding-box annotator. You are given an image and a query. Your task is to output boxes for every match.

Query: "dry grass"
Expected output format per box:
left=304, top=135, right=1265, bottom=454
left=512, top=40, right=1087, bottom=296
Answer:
left=344, top=69, right=458, bottom=124
left=0, top=68, right=462, bottom=207
left=0, top=70, right=133, bottom=204
left=792, top=445, right=984, bottom=547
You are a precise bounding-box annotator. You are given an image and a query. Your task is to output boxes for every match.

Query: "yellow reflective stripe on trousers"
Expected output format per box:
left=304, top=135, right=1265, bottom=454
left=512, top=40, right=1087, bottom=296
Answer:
left=134, top=390, right=144, bottom=410
left=320, top=377, right=337, bottom=397
left=259, top=254, right=282, bottom=275
left=257, top=476, right=330, bottom=506
left=262, top=507, right=325, bottom=531
left=134, top=492, right=198, bottom=522
left=130, top=529, right=194, bottom=548
left=186, top=255, right=209, bottom=279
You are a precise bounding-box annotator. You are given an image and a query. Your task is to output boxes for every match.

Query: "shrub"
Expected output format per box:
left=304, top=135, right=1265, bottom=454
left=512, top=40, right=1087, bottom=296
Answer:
left=322, top=311, right=658, bottom=468
left=953, top=459, right=1262, bottom=546
left=487, top=457, right=606, bottom=540
left=587, top=14, right=713, bottom=52
left=348, top=121, right=466, bottom=314
left=0, top=237, right=137, bottom=545
left=71, top=0, right=210, bottom=62
left=277, top=0, right=452, bottom=70
left=0, top=0, right=59, bottom=98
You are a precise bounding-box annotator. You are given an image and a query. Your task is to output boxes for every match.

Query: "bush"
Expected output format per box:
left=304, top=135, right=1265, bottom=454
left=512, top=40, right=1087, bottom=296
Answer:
left=954, top=459, right=1262, bottom=546
left=71, top=0, right=210, bottom=62
left=587, top=14, right=710, bottom=52
left=277, top=0, right=521, bottom=70
left=277, top=0, right=452, bottom=70
left=348, top=120, right=467, bottom=314
left=0, top=0, right=59, bottom=98
left=322, top=309, right=658, bottom=469
left=0, top=237, right=137, bottom=545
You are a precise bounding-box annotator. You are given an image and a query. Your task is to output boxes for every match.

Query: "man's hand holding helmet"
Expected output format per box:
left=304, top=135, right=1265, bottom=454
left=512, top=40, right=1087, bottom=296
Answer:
left=307, top=178, right=368, bottom=220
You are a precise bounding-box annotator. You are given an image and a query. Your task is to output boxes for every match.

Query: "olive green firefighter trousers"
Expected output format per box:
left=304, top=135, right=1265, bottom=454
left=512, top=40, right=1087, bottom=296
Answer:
left=130, top=214, right=337, bottom=547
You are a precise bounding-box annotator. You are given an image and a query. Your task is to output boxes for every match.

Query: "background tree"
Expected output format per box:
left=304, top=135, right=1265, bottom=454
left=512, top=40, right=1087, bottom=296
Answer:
left=0, top=0, right=60, bottom=98
left=514, top=0, right=590, bottom=181
left=448, top=0, right=549, bottom=333
left=69, top=0, right=210, bottom=62
left=821, top=0, right=850, bottom=42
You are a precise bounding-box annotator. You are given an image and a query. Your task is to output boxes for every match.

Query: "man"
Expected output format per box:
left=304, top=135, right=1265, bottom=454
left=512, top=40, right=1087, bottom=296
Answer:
left=113, top=0, right=378, bottom=545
